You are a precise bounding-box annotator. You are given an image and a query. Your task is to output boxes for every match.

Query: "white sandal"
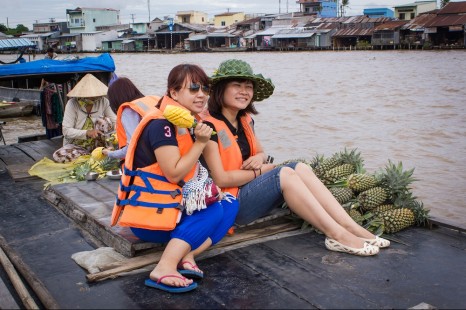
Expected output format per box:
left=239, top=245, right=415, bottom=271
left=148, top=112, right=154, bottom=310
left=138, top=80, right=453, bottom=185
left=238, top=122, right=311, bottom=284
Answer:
left=361, top=236, right=390, bottom=248
left=325, top=238, right=379, bottom=256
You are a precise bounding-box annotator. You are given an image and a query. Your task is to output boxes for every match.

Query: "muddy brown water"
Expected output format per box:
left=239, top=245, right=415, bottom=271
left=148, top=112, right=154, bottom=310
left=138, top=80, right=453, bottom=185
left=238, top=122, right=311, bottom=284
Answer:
left=1, top=50, right=465, bottom=227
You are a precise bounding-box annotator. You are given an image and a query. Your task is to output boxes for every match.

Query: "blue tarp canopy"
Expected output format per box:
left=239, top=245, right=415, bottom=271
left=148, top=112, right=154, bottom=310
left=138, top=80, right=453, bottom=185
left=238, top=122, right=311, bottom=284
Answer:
left=0, top=38, right=35, bottom=51
left=0, top=53, right=115, bottom=81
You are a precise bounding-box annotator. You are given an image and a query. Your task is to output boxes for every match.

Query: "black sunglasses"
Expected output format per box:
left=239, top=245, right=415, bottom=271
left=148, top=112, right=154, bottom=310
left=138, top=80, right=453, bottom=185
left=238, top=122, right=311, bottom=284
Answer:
left=187, top=83, right=210, bottom=95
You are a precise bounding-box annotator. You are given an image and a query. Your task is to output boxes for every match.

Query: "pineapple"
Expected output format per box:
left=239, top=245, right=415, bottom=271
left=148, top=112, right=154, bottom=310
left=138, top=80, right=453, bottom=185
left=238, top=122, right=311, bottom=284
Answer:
left=346, top=173, right=379, bottom=192
left=279, top=158, right=313, bottom=167
left=338, top=148, right=364, bottom=168
left=357, top=186, right=388, bottom=211
left=73, top=162, right=92, bottom=181
left=91, top=147, right=105, bottom=161
left=329, top=186, right=354, bottom=204
left=310, top=154, right=341, bottom=180
left=347, top=208, right=365, bottom=226
left=378, top=208, right=415, bottom=233
left=323, top=163, right=355, bottom=184
left=372, top=204, right=395, bottom=215
left=99, top=157, right=120, bottom=172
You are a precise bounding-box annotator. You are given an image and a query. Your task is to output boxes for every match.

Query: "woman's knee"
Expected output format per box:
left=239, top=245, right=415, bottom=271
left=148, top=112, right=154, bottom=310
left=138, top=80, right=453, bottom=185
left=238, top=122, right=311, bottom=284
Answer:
left=295, top=162, right=316, bottom=176
left=279, top=166, right=300, bottom=182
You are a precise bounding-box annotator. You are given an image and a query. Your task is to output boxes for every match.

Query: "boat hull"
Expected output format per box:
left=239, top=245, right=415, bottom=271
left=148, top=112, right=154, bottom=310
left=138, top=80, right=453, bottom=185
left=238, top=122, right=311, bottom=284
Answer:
left=0, top=101, right=35, bottom=118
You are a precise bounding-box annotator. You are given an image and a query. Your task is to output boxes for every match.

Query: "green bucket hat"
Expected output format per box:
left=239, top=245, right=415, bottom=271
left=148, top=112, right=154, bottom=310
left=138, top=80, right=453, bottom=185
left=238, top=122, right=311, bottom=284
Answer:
left=210, top=59, right=274, bottom=102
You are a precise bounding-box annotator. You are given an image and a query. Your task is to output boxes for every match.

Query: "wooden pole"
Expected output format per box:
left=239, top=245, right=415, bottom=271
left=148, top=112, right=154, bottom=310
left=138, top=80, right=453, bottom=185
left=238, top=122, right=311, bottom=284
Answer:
left=0, top=246, right=39, bottom=309
left=87, top=221, right=303, bottom=282
left=0, top=235, right=60, bottom=309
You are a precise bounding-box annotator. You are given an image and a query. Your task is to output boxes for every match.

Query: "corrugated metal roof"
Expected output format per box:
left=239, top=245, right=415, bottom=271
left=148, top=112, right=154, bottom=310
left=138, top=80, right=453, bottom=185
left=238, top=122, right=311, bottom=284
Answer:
left=0, top=38, right=35, bottom=51
left=272, top=32, right=315, bottom=39
left=271, top=28, right=316, bottom=39
left=333, top=28, right=374, bottom=37
left=188, top=34, right=208, bottom=41
left=402, top=13, right=437, bottom=30
left=374, top=20, right=408, bottom=31
left=424, top=14, right=466, bottom=27
left=255, top=27, right=287, bottom=36
left=207, top=32, right=236, bottom=38
left=437, top=1, right=466, bottom=14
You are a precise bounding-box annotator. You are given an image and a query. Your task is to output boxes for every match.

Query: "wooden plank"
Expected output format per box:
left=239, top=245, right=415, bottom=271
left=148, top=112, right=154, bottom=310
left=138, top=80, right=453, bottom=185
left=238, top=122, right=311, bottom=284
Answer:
left=0, top=246, right=39, bottom=309
left=428, top=216, right=465, bottom=233
left=86, top=220, right=303, bottom=282
left=14, top=140, right=59, bottom=162
left=7, top=163, right=37, bottom=181
left=0, top=235, right=60, bottom=310
left=43, top=179, right=154, bottom=257
left=14, top=143, right=46, bottom=162
left=0, top=139, right=65, bottom=181
left=0, top=145, right=34, bottom=165
left=0, top=275, right=20, bottom=310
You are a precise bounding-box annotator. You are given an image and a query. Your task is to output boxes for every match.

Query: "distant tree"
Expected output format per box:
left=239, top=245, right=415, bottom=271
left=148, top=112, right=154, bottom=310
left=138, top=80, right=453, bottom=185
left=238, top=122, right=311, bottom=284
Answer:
left=341, top=0, right=349, bottom=17
left=0, top=24, right=8, bottom=33
left=5, top=24, right=29, bottom=36
left=441, top=0, right=450, bottom=8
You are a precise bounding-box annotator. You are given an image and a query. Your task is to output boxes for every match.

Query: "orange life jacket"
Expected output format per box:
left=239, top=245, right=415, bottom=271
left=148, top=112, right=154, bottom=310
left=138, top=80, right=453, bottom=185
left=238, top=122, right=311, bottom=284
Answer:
left=202, top=113, right=258, bottom=197
left=115, top=95, right=159, bottom=149
left=111, top=96, right=197, bottom=230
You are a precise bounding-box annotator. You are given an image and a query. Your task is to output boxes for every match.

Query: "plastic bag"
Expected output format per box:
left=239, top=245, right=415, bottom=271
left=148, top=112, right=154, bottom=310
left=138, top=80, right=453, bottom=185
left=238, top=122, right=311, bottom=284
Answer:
left=28, top=155, right=91, bottom=186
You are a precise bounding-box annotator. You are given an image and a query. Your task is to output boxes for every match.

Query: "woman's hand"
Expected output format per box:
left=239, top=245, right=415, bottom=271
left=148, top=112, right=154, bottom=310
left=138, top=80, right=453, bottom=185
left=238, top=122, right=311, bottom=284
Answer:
left=241, top=154, right=265, bottom=170
left=194, top=122, right=213, bottom=144
left=86, top=129, right=103, bottom=139
left=102, top=147, right=114, bottom=156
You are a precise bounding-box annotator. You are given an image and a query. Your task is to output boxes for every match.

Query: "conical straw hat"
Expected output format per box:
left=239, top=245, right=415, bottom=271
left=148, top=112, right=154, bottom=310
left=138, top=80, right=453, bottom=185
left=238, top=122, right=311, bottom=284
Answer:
left=67, top=73, right=108, bottom=98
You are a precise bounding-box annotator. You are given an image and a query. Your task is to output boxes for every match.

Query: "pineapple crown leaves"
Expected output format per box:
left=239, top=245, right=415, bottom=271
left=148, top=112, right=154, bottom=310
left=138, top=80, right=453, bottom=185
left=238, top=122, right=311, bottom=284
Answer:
left=338, top=147, right=364, bottom=167
left=376, top=160, right=417, bottom=189
left=278, top=158, right=313, bottom=167
left=363, top=216, right=385, bottom=236
left=407, top=200, right=430, bottom=226
left=376, top=160, right=418, bottom=203
left=310, top=154, right=325, bottom=169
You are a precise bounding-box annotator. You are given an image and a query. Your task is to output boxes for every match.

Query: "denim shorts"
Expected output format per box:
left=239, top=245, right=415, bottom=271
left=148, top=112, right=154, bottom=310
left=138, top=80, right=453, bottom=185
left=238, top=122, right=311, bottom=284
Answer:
left=236, top=162, right=298, bottom=225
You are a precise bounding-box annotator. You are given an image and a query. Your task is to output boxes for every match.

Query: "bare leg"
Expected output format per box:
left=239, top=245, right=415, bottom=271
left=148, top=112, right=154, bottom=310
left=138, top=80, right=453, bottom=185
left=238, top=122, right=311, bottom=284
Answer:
left=293, top=163, right=375, bottom=239
left=149, top=238, right=193, bottom=287
left=279, top=167, right=366, bottom=249
left=179, top=238, right=213, bottom=274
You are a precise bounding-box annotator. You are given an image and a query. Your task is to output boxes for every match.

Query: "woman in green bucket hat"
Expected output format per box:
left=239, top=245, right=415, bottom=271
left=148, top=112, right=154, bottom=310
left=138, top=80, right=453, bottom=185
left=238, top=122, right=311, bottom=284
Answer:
left=203, top=59, right=389, bottom=256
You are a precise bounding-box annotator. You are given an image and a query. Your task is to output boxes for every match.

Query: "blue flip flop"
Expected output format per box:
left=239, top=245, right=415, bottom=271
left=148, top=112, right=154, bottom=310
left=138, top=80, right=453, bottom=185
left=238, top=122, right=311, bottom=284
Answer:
left=177, top=261, right=204, bottom=279
left=178, top=269, right=204, bottom=279
left=144, top=277, right=197, bottom=293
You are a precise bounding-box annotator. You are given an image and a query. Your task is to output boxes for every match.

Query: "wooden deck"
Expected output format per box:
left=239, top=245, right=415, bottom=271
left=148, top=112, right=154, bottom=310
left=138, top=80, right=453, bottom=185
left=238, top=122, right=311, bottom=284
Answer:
left=1, top=139, right=465, bottom=309
left=0, top=138, right=299, bottom=258
left=0, top=137, right=62, bottom=181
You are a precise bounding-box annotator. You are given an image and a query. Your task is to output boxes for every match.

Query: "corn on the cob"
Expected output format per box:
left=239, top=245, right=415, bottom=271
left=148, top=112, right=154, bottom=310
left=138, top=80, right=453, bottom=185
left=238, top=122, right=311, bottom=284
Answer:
left=163, top=105, right=216, bottom=134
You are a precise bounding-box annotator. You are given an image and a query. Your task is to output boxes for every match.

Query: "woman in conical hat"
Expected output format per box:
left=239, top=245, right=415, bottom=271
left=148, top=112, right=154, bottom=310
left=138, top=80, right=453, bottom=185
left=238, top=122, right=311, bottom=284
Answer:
left=202, top=59, right=389, bottom=257
left=52, top=73, right=116, bottom=163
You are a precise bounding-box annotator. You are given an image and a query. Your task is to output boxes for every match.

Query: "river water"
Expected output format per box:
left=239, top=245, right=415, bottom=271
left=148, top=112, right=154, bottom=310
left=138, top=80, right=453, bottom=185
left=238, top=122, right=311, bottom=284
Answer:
left=1, top=50, right=465, bottom=227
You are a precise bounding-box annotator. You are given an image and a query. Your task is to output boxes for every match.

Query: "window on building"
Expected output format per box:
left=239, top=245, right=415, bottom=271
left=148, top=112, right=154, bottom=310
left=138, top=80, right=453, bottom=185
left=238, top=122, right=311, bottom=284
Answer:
left=221, top=21, right=226, bottom=26
left=399, top=13, right=405, bottom=20
left=202, top=17, right=205, bottom=22
left=410, top=13, right=415, bottom=19
left=74, top=18, right=79, bottom=23
left=93, top=18, right=96, bottom=23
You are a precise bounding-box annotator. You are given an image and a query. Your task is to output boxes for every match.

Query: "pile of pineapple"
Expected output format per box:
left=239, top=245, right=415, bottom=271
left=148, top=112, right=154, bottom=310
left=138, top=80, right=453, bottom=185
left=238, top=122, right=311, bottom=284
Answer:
left=64, top=147, right=120, bottom=182
left=282, top=148, right=429, bottom=235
